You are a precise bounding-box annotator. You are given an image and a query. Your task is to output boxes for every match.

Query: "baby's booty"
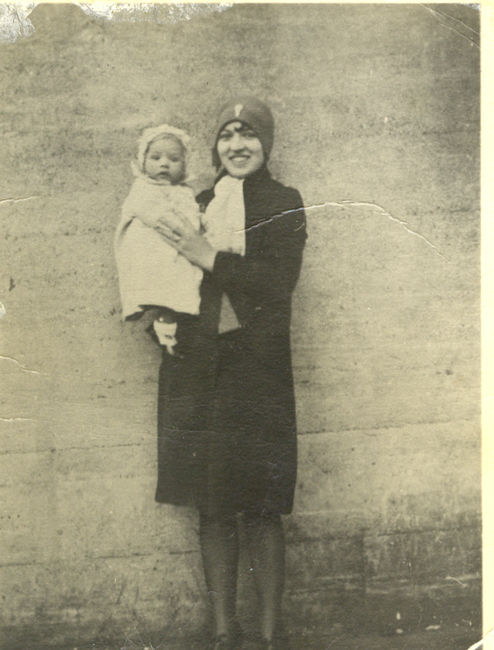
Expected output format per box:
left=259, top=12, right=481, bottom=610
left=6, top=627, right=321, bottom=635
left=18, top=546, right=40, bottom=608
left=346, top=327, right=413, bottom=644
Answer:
left=153, top=319, right=178, bottom=355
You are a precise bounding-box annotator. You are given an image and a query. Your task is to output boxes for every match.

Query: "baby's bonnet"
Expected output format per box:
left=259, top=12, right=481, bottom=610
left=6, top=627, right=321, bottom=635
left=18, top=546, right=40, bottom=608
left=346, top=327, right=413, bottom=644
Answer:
left=131, top=124, right=192, bottom=183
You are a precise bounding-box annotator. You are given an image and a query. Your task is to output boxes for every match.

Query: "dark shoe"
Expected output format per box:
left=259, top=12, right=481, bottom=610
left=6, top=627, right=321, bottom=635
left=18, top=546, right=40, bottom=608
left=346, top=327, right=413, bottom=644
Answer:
left=210, top=622, right=243, bottom=649
left=211, top=634, right=235, bottom=650
left=260, top=640, right=288, bottom=650
left=259, top=631, right=290, bottom=650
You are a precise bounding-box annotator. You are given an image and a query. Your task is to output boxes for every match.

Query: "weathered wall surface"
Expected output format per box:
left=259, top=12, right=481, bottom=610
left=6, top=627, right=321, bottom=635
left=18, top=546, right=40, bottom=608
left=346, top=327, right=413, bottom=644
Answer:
left=0, top=4, right=480, bottom=648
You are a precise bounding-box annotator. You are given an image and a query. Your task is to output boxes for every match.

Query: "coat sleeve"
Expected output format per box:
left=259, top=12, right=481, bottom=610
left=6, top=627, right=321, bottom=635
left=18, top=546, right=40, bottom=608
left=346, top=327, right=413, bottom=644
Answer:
left=114, top=185, right=139, bottom=248
left=210, top=188, right=307, bottom=300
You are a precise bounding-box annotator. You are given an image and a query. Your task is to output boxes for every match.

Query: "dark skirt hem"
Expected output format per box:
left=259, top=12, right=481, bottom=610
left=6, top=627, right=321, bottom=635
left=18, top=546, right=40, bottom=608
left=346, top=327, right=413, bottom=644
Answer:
left=154, top=488, right=294, bottom=516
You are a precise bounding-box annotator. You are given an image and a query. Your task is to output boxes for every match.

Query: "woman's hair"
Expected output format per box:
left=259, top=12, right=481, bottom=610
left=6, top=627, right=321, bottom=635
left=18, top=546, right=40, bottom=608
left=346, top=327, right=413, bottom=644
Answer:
left=212, top=96, right=274, bottom=169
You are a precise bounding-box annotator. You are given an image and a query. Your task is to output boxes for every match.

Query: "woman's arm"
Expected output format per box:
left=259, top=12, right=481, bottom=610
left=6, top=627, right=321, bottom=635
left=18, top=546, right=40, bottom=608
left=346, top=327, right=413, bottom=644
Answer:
left=158, top=189, right=307, bottom=299
left=212, top=201, right=307, bottom=300
left=154, top=218, right=218, bottom=270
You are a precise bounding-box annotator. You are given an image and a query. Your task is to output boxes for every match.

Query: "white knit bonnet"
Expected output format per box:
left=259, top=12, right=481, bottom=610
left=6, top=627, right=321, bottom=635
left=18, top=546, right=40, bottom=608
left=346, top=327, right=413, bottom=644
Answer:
left=132, top=124, right=191, bottom=179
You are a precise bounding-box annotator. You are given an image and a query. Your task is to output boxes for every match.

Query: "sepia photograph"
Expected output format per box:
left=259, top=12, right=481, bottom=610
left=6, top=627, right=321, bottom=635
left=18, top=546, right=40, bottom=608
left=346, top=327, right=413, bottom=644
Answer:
left=0, top=2, right=481, bottom=649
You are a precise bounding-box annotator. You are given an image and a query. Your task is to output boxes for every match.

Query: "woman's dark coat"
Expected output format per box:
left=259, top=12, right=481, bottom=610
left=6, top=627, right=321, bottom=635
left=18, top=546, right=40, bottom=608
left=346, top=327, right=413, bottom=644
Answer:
left=155, top=167, right=307, bottom=515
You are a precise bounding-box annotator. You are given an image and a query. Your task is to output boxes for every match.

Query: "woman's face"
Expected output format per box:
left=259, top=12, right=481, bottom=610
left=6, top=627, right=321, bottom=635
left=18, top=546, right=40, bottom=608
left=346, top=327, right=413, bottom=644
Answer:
left=216, top=121, right=264, bottom=178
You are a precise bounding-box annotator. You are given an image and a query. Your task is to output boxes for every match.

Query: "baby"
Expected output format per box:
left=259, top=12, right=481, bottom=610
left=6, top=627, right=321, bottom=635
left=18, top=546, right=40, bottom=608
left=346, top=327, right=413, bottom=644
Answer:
left=114, top=124, right=203, bottom=353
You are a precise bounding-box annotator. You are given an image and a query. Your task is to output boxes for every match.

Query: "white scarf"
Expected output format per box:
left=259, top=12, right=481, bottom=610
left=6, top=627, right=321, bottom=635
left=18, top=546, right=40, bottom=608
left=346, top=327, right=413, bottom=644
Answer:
left=202, top=175, right=246, bottom=256
left=202, top=174, right=246, bottom=332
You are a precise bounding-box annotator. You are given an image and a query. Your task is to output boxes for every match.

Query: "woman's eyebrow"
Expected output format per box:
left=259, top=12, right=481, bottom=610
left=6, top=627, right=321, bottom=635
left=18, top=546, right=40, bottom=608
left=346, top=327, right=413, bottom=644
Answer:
left=221, top=125, right=254, bottom=135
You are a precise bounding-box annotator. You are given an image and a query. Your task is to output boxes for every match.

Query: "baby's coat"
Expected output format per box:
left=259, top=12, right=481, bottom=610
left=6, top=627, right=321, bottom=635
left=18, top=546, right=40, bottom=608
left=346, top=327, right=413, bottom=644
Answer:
left=114, top=177, right=203, bottom=319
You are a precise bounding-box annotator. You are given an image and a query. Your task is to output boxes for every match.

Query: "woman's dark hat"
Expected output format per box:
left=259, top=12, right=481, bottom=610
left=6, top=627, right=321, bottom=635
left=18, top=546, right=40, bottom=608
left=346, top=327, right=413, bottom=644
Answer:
left=212, top=96, right=275, bottom=168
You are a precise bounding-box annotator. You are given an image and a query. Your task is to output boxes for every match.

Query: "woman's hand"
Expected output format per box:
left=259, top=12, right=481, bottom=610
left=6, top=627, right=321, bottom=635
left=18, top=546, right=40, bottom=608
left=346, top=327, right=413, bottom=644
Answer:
left=154, top=217, right=217, bottom=272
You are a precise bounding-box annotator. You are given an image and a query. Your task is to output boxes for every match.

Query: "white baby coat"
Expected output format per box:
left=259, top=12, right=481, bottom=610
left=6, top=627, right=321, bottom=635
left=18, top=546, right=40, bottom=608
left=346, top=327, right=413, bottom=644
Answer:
left=114, top=177, right=203, bottom=319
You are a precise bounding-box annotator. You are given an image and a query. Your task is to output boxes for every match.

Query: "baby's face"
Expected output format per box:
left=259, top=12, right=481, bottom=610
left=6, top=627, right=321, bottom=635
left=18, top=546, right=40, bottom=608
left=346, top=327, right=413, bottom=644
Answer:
left=143, top=137, right=185, bottom=183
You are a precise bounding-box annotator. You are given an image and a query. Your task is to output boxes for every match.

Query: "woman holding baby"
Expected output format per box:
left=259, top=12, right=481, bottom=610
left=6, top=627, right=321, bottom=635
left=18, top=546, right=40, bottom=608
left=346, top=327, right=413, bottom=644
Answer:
left=116, top=97, right=307, bottom=649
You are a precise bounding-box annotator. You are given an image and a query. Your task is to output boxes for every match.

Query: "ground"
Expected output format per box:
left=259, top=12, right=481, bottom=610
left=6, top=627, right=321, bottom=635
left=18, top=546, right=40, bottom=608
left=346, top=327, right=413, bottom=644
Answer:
left=35, top=623, right=479, bottom=650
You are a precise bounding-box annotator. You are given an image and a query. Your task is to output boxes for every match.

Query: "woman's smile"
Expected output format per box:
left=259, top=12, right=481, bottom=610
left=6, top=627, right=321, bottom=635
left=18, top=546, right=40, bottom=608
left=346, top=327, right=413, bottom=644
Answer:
left=229, top=153, right=251, bottom=166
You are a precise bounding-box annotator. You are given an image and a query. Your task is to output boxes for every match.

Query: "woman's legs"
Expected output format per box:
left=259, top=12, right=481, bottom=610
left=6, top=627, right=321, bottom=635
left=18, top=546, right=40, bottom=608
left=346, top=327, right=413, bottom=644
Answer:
left=242, top=511, right=286, bottom=641
left=199, top=510, right=239, bottom=638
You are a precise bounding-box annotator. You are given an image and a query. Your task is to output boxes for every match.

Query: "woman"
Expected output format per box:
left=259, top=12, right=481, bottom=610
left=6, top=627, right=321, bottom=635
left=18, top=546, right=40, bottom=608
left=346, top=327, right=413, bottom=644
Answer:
left=155, top=97, right=307, bottom=650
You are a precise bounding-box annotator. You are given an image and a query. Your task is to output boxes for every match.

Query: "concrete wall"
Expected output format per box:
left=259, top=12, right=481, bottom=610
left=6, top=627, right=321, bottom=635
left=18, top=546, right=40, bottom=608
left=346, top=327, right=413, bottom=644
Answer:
left=0, top=4, right=480, bottom=647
